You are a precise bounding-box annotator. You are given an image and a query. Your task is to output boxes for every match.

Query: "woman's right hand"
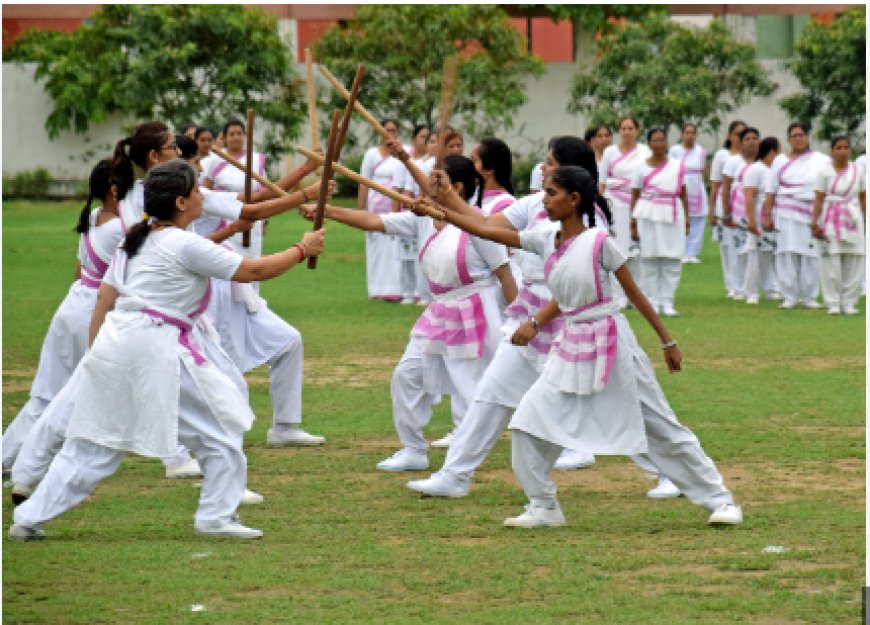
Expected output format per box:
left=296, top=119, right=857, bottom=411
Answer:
left=300, top=229, right=326, bottom=257
left=761, top=214, right=774, bottom=232
left=384, top=139, right=409, bottom=161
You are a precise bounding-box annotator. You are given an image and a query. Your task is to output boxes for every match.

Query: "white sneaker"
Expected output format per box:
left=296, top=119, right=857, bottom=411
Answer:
left=266, top=427, right=325, bottom=447
left=11, top=482, right=34, bottom=506
left=708, top=503, right=743, bottom=525
left=779, top=300, right=797, bottom=310
left=406, top=472, right=468, bottom=498
left=240, top=488, right=264, bottom=505
left=646, top=476, right=681, bottom=499
left=400, top=298, right=414, bottom=305
left=732, top=293, right=746, bottom=301
left=416, top=299, right=430, bottom=307
left=661, top=306, right=679, bottom=317
left=195, top=516, right=263, bottom=539
left=503, top=504, right=566, bottom=528
left=430, top=432, right=455, bottom=448
left=745, top=296, right=759, bottom=305
left=376, top=449, right=428, bottom=472
left=726, top=290, right=736, bottom=299
left=767, top=292, right=784, bottom=301
left=553, top=449, right=596, bottom=471
left=688, top=257, right=701, bottom=264
left=165, top=458, right=203, bottom=479
left=802, top=300, right=822, bottom=309
left=828, top=307, right=841, bottom=315
left=9, top=523, right=45, bottom=541
left=843, top=306, right=860, bottom=315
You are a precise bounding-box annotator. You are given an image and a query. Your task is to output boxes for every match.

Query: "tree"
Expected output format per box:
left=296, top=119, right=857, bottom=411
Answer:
left=569, top=14, right=774, bottom=134
left=779, top=8, right=866, bottom=142
left=313, top=5, right=543, bottom=143
left=516, top=4, right=666, bottom=33
left=5, top=5, right=305, bottom=161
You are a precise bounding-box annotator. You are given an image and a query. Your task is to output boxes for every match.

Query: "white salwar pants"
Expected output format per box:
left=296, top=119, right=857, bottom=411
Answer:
left=639, top=258, right=682, bottom=310
left=2, top=397, right=50, bottom=470
left=820, top=254, right=864, bottom=311
left=14, top=365, right=247, bottom=529
left=511, top=340, right=734, bottom=514
left=685, top=216, right=706, bottom=259
left=776, top=252, right=820, bottom=305
left=743, top=249, right=778, bottom=300
left=719, top=229, right=738, bottom=295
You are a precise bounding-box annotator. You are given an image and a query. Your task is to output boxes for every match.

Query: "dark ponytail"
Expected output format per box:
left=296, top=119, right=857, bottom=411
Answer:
left=723, top=120, right=746, bottom=149
left=549, top=136, right=612, bottom=226
left=443, top=155, right=484, bottom=206
left=476, top=137, right=515, bottom=196
left=111, top=121, right=171, bottom=200
left=122, top=160, right=197, bottom=258
left=75, top=159, right=113, bottom=234
left=549, top=165, right=605, bottom=228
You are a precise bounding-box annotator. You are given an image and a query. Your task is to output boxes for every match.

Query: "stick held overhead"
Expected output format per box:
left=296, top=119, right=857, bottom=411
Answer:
left=436, top=55, right=460, bottom=169
left=305, top=48, right=321, bottom=152
left=309, top=110, right=342, bottom=269
left=243, top=108, right=254, bottom=248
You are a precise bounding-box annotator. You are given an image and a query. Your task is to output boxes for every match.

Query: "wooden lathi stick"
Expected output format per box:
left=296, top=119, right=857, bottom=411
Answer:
left=318, top=64, right=396, bottom=147
left=296, top=146, right=445, bottom=220
left=210, top=147, right=287, bottom=197
left=309, top=110, right=342, bottom=269
left=436, top=55, right=460, bottom=169
left=243, top=108, right=254, bottom=248
left=304, top=48, right=321, bottom=152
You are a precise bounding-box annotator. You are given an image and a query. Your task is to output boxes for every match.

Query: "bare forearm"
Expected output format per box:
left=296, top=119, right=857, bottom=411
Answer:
left=495, top=263, right=517, bottom=304
left=325, top=205, right=386, bottom=232
left=532, top=298, right=562, bottom=326
left=240, top=189, right=309, bottom=221
left=615, top=265, right=672, bottom=344
left=233, top=246, right=306, bottom=282
left=443, top=209, right=521, bottom=247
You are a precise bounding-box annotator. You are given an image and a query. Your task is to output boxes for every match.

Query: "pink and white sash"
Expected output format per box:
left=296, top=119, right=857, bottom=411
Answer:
left=606, top=147, right=639, bottom=205
left=367, top=157, right=394, bottom=214
left=542, top=229, right=621, bottom=395
left=211, top=153, right=265, bottom=192
left=773, top=152, right=815, bottom=224
left=481, top=189, right=515, bottom=216
left=411, top=225, right=491, bottom=359
left=680, top=146, right=707, bottom=216
left=821, top=163, right=863, bottom=244
left=728, top=161, right=752, bottom=220
left=79, top=228, right=112, bottom=289
left=632, top=159, right=685, bottom=224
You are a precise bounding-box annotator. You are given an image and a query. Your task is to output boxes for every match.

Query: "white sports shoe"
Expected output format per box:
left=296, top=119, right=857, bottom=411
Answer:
left=11, top=482, right=34, bottom=506
left=732, top=292, right=746, bottom=301
left=767, top=292, right=784, bottom=301
left=779, top=300, right=797, bottom=309
left=400, top=298, right=414, bottom=305
left=745, top=296, right=759, bottom=305
left=266, top=427, right=325, bottom=447
left=406, top=472, right=468, bottom=498
left=828, top=307, right=841, bottom=315
left=843, top=306, right=860, bottom=315
left=240, top=488, right=264, bottom=505
left=553, top=449, right=596, bottom=471
left=503, top=504, right=566, bottom=528
left=195, top=515, right=263, bottom=539
left=802, top=300, right=822, bottom=309
left=430, top=432, right=455, bottom=448
left=9, top=523, right=45, bottom=541
left=708, top=503, right=744, bottom=525
left=376, top=449, right=428, bottom=472
left=165, top=458, right=203, bottom=479
left=661, top=306, right=679, bottom=317
left=646, top=476, right=681, bottom=499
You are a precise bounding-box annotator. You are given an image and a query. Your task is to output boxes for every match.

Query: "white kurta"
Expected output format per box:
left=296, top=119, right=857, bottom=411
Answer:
left=600, top=144, right=651, bottom=255
left=669, top=144, right=707, bottom=217
left=204, top=151, right=266, bottom=260
left=66, top=229, right=254, bottom=458
left=509, top=228, right=647, bottom=455
left=631, top=158, right=687, bottom=259
left=361, top=147, right=404, bottom=300
left=816, top=162, right=865, bottom=255
left=767, top=150, right=831, bottom=256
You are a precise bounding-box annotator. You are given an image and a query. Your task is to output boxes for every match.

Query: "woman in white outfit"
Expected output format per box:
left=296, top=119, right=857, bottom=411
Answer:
left=811, top=136, right=866, bottom=315
left=761, top=122, right=831, bottom=309
left=709, top=121, right=747, bottom=299
left=630, top=128, right=689, bottom=317
left=359, top=119, right=405, bottom=302
left=432, top=165, right=742, bottom=529
left=306, top=156, right=516, bottom=473
left=2, top=161, right=122, bottom=474
left=9, top=160, right=326, bottom=541
left=406, top=137, right=608, bottom=499
left=599, top=116, right=650, bottom=291
left=585, top=125, right=612, bottom=166
left=669, top=123, right=707, bottom=263
left=395, top=124, right=431, bottom=305
left=741, top=137, right=782, bottom=304
left=720, top=127, right=760, bottom=301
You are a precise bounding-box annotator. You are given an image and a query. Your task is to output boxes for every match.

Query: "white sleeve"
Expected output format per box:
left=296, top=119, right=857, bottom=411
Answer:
left=381, top=212, right=419, bottom=238
left=469, top=235, right=509, bottom=271
left=857, top=166, right=866, bottom=193
left=599, top=235, right=627, bottom=272
left=815, top=168, right=830, bottom=194
left=599, top=149, right=614, bottom=182
left=630, top=166, right=644, bottom=189
left=201, top=188, right=243, bottom=220
left=518, top=228, right=555, bottom=259
left=668, top=146, right=680, bottom=160
left=102, top=250, right=123, bottom=290
left=177, top=233, right=244, bottom=280
left=529, top=163, right=544, bottom=190
left=502, top=194, right=534, bottom=231
left=360, top=148, right=377, bottom=180
left=722, top=156, right=738, bottom=179
left=744, top=164, right=764, bottom=189
left=710, top=151, right=727, bottom=182
left=766, top=159, right=784, bottom=194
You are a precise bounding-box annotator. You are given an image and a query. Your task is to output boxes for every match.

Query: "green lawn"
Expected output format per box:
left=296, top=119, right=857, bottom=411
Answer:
left=2, top=199, right=865, bottom=624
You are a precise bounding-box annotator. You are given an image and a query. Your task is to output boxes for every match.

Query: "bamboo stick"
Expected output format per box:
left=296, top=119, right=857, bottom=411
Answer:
left=436, top=55, right=460, bottom=169
left=243, top=109, right=254, bottom=247
left=309, top=110, right=342, bottom=269
left=318, top=64, right=395, bottom=145
left=210, top=147, right=288, bottom=197
left=305, top=48, right=321, bottom=151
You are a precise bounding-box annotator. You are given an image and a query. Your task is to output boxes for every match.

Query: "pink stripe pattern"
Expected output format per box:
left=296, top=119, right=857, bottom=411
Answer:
left=505, top=285, right=565, bottom=355
left=140, top=308, right=206, bottom=365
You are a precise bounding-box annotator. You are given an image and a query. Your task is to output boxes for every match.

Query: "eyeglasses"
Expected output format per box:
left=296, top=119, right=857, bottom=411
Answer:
left=789, top=133, right=806, bottom=139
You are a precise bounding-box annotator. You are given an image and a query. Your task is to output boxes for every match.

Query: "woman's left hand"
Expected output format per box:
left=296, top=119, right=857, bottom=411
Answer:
left=511, top=322, right=538, bottom=346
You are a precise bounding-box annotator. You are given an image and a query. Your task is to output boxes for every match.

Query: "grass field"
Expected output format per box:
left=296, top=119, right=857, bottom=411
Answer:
left=2, top=199, right=865, bottom=624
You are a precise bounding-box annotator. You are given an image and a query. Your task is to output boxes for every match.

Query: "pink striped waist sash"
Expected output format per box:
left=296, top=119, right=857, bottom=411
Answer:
left=637, top=191, right=679, bottom=223
left=773, top=195, right=813, bottom=222
left=411, top=279, right=494, bottom=359
left=545, top=314, right=618, bottom=394
left=606, top=177, right=632, bottom=204
left=822, top=198, right=861, bottom=241
left=505, top=284, right=565, bottom=355
left=140, top=308, right=206, bottom=365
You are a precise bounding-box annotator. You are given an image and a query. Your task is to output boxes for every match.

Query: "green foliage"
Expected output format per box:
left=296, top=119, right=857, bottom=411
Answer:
left=1, top=168, right=53, bottom=199
left=570, top=15, right=773, bottom=133
left=516, top=4, right=666, bottom=32
left=779, top=8, right=866, bottom=141
left=314, top=5, right=543, bottom=144
left=5, top=5, right=305, bottom=161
